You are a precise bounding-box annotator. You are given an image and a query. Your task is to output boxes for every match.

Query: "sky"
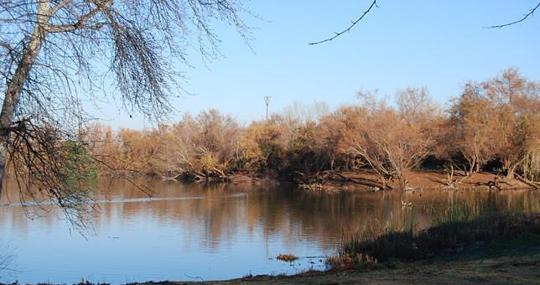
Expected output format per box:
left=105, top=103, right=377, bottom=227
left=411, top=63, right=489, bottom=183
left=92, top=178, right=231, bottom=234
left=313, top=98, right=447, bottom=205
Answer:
left=95, top=0, right=540, bottom=129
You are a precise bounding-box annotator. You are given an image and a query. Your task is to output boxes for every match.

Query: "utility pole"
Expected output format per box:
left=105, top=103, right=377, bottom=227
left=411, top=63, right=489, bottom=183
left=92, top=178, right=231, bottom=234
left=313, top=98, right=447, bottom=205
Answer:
left=264, top=96, right=271, bottom=120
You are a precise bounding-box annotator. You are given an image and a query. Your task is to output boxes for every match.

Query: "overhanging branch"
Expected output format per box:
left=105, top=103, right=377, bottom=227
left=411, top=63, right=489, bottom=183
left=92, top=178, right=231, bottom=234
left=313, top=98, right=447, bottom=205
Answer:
left=309, top=0, right=378, bottom=45
left=47, top=0, right=112, bottom=33
left=487, top=1, right=540, bottom=28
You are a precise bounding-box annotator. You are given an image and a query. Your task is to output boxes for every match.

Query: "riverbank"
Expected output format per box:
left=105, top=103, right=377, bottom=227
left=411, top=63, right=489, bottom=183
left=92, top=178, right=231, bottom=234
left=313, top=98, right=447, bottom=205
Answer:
left=309, top=170, right=540, bottom=192
left=225, top=170, right=538, bottom=192
left=176, top=254, right=540, bottom=284
left=133, top=245, right=540, bottom=285
left=13, top=238, right=540, bottom=285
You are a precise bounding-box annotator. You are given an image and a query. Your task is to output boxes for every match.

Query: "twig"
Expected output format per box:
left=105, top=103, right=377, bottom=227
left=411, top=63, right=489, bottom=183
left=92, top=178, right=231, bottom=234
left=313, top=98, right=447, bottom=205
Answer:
left=487, top=1, right=540, bottom=28
left=309, top=0, right=378, bottom=45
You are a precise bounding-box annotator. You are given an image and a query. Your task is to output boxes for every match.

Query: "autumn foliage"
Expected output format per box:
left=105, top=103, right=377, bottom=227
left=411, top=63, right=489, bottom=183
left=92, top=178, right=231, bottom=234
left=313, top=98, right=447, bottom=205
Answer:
left=82, top=69, right=540, bottom=188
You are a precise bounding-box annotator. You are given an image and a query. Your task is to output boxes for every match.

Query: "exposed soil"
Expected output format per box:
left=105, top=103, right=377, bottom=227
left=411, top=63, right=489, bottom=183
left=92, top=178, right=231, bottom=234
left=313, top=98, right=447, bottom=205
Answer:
left=159, top=168, right=539, bottom=193
left=297, top=170, right=537, bottom=192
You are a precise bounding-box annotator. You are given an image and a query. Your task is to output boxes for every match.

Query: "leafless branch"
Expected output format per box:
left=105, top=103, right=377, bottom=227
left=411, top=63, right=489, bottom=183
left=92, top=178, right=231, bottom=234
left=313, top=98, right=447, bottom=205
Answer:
left=487, top=1, right=540, bottom=28
left=0, top=0, right=250, bottom=228
left=309, top=0, right=378, bottom=45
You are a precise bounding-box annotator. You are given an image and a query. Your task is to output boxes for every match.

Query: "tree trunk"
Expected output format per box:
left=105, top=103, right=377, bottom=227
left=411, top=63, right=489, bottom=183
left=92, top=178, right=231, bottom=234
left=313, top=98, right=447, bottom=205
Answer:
left=506, top=163, right=517, bottom=179
left=0, top=150, right=5, bottom=196
left=466, top=156, right=476, bottom=176
left=0, top=2, right=49, bottom=196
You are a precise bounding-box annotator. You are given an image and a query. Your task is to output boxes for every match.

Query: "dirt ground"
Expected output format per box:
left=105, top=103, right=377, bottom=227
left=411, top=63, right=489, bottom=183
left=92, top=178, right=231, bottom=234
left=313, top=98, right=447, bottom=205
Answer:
left=225, top=255, right=540, bottom=285
left=310, top=170, right=537, bottom=192
left=137, top=253, right=540, bottom=285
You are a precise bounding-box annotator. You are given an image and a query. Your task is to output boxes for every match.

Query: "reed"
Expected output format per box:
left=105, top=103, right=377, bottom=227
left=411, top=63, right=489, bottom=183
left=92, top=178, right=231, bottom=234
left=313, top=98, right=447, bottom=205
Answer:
left=329, top=202, right=540, bottom=269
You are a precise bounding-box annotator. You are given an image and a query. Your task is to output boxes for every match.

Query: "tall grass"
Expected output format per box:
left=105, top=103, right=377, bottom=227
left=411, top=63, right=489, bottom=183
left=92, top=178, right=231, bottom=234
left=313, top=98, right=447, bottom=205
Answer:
left=328, top=198, right=540, bottom=269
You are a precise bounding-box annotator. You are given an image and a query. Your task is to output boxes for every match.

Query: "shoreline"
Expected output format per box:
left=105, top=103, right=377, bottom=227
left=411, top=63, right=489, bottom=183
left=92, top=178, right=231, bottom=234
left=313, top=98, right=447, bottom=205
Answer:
left=133, top=214, right=540, bottom=285
left=158, top=169, right=540, bottom=192
left=129, top=245, right=540, bottom=285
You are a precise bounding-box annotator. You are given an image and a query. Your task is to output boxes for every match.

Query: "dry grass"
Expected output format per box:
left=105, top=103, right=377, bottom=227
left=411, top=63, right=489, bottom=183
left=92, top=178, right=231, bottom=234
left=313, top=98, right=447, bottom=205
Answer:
left=330, top=213, right=540, bottom=269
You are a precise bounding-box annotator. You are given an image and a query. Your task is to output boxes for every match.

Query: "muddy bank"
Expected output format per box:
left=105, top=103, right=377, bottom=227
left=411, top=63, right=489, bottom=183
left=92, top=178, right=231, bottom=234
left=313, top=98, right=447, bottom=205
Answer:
left=162, top=169, right=539, bottom=192
left=295, top=170, right=539, bottom=192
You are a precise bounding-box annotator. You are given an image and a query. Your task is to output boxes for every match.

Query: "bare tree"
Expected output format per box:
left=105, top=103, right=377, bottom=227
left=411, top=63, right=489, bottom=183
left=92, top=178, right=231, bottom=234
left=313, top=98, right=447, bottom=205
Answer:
left=396, top=87, right=438, bottom=126
left=480, top=69, right=540, bottom=179
left=449, top=69, right=540, bottom=179
left=449, top=83, right=495, bottom=175
left=351, top=91, right=434, bottom=189
left=0, top=0, right=248, bottom=225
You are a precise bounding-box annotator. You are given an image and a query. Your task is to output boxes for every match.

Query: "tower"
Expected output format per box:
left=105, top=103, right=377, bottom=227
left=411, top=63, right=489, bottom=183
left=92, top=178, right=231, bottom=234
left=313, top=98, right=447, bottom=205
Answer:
left=264, top=96, right=271, bottom=120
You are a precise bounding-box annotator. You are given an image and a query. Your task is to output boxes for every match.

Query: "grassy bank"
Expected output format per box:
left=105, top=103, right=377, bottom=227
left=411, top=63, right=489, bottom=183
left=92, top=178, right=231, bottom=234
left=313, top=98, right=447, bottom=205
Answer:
left=328, top=213, right=540, bottom=269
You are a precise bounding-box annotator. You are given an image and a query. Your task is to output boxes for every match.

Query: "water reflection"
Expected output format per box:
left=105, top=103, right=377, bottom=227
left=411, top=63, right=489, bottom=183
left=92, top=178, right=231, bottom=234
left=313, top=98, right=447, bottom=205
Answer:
left=0, top=179, right=539, bottom=284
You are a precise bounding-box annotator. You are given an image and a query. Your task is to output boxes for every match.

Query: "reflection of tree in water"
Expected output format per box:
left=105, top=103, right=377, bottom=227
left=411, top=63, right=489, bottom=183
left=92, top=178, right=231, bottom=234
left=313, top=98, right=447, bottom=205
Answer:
left=105, top=182, right=540, bottom=250
left=2, top=179, right=540, bottom=252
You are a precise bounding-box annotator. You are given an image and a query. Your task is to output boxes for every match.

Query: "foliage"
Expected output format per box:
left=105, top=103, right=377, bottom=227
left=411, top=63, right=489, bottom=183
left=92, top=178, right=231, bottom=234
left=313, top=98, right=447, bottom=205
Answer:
left=446, top=69, right=540, bottom=177
left=85, top=69, right=540, bottom=187
left=61, top=140, right=98, bottom=192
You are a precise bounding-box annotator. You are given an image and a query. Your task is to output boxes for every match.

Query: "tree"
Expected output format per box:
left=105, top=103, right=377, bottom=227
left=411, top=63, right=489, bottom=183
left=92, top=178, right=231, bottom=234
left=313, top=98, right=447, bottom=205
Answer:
left=0, top=0, right=247, bottom=224
left=189, top=109, right=242, bottom=180
left=449, top=83, right=495, bottom=174
left=449, top=69, right=540, bottom=179
left=480, top=69, right=540, bottom=178
left=351, top=90, right=435, bottom=188
left=321, top=106, right=367, bottom=171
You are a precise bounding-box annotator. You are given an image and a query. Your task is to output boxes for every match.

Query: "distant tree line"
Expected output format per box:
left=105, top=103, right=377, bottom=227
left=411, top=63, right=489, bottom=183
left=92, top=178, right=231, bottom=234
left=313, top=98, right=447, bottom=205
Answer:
left=80, top=69, right=540, bottom=189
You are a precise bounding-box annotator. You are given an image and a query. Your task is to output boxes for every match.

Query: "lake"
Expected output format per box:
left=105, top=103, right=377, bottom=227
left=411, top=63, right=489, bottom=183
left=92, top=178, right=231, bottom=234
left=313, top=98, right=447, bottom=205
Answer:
left=0, top=179, right=539, bottom=284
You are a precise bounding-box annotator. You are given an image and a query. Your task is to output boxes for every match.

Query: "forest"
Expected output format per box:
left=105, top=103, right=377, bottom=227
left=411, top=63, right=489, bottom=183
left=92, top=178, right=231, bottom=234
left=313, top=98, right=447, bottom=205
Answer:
left=79, top=68, right=540, bottom=190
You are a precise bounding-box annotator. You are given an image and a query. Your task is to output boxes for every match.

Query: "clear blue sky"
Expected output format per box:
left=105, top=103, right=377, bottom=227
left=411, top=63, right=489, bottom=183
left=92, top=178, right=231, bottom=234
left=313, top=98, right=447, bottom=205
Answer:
left=96, top=0, right=540, bottom=129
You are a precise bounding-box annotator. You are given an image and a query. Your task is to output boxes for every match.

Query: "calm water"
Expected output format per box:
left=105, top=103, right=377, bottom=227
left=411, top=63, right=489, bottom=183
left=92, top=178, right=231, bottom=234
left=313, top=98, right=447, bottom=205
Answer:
left=0, top=179, right=539, bottom=284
